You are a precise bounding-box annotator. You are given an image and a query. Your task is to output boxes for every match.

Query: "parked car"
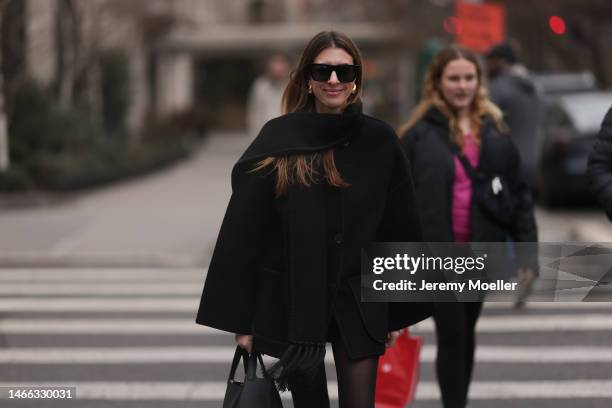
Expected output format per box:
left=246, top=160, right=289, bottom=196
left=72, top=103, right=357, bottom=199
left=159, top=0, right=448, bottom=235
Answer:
left=532, top=71, right=596, bottom=96
left=536, top=91, right=612, bottom=205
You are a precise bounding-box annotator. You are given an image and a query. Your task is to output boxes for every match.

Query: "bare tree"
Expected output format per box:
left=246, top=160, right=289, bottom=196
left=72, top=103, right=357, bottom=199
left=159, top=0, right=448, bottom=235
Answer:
left=56, top=0, right=81, bottom=110
left=0, top=0, right=10, bottom=171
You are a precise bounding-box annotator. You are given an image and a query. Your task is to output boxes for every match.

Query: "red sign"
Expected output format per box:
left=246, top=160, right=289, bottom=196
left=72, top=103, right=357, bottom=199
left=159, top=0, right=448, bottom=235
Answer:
left=455, top=1, right=506, bottom=53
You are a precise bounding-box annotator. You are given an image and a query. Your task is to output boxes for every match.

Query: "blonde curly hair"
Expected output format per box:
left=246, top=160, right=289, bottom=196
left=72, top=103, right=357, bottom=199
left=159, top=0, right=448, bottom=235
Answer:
left=399, top=44, right=505, bottom=150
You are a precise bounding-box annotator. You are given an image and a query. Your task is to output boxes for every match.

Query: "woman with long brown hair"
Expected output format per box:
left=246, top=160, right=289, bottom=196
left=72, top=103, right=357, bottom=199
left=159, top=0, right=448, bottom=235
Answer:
left=400, top=45, right=537, bottom=408
left=196, top=31, right=431, bottom=407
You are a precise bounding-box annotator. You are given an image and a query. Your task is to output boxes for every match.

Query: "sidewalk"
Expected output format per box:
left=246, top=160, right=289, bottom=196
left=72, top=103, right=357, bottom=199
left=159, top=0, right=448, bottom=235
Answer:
left=0, top=131, right=250, bottom=268
left=2, top=131, right=612, bottom=268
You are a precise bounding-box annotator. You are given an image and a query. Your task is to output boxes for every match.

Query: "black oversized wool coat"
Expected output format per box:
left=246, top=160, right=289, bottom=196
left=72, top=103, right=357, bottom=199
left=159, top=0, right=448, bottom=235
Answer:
left=196, top=104, right=432, bottom=359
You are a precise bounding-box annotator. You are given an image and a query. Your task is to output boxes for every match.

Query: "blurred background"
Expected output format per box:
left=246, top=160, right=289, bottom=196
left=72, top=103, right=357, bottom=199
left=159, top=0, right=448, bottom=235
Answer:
left=0, top=0, right=612, bottom=407
left=1, top=0, right=612, bottom=200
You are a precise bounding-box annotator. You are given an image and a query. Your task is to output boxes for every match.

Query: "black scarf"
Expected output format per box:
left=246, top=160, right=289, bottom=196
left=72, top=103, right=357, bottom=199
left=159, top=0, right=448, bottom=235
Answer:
left=236, top=103, right=363, bottom=389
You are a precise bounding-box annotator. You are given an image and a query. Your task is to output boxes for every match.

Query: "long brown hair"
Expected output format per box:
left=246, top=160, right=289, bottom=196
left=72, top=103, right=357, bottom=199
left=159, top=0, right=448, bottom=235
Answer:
left=399, top=44, right=504, bottom=150
left=254, top=31, right=363, bottom=196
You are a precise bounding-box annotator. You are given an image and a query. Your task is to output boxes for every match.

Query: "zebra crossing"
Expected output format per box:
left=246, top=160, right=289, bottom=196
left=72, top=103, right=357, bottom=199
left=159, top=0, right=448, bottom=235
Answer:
left=1, top=267, right=612, bottom=407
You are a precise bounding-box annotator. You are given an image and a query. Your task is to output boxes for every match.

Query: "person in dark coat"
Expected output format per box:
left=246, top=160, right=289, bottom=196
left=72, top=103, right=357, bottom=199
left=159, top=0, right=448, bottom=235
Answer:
left=588, top=107, right=612, bottom=221
left=196, top=31, right=431, bottom=408
left=485, top=42, right=542, bottom=189
left=399, top=45, right=538, bottom=408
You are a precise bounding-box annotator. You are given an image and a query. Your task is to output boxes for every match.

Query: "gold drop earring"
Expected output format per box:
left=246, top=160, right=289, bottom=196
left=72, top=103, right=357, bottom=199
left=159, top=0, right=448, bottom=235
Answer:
left=352, top=84, right=357, bottom=94
left=308, top=84, right=313, bottom=94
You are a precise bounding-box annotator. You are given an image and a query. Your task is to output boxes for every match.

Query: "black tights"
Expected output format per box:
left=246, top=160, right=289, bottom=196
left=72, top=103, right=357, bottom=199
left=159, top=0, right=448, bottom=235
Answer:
left=433, top=301, right=484, bottom=408
left=289, top=339, right=379, bottom=408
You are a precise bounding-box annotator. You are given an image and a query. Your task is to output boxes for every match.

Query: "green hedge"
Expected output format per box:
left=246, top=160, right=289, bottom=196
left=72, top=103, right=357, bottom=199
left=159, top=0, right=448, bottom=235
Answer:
left=0, top=79, right=198, bottom=192
left=0, top=166, right=34, bottom=191
left=29, top=138, right=191, bottom=190
left=0, top=133, right=193, bottom=192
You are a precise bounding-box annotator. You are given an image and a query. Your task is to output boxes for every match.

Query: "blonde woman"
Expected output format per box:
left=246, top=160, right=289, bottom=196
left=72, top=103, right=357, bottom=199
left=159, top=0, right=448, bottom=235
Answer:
left=400, top=45, right=537, bottom=408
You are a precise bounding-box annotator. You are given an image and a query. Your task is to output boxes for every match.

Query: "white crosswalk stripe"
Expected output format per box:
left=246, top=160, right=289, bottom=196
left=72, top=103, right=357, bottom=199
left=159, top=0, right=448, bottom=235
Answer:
left=4, top=295, right=612, bottom=313
left=2, top=345, right=612, bottom=364
left=1, top=380, right=612, bottom=400
left=0, top=268, right=204, bottom=281
left=0, top=283, right=203, bottom=295
left=0, top=299, right=200, bottom=313
left=3, top=314, right=612, bottom=333
left=1, top=267, right=611, bottom=406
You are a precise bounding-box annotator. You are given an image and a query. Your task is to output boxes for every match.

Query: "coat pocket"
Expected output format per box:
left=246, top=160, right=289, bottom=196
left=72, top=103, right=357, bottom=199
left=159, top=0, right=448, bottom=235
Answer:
left=346, top=275, right=388, bottom=343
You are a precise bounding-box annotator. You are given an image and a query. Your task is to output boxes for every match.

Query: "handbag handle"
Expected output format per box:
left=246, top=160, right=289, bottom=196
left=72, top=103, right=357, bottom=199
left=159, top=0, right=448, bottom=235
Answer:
left=441, top=138, right=482, bottom=182
left=229, top=346, right=272, bottom=381
left=228, top=346, right=249, bottom=382
left=456, top=153, right=481, bottom=182
left=246, top=350, right=271, bottom=380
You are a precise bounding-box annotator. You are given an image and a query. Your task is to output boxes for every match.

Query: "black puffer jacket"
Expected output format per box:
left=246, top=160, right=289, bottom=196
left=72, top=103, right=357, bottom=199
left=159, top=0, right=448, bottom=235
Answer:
left=587, top=107, right=612, bottom=221
left=400, top=108, right=538, bottom=270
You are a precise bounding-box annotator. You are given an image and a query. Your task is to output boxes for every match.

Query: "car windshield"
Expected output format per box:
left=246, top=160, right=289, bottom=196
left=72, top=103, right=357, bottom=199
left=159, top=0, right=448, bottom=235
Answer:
left=559, top=93, right=612, bottom=134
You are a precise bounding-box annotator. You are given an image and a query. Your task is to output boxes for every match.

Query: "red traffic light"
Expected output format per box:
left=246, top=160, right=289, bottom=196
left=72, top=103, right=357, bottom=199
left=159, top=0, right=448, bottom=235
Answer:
left=549, top=16, right=566, bottom=35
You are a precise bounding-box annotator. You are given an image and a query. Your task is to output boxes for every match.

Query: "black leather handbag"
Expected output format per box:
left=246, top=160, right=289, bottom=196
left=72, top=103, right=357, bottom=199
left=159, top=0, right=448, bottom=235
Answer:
left=223, top=346, right=283, bottom=408
left=456, top=154, right=517, bottom=227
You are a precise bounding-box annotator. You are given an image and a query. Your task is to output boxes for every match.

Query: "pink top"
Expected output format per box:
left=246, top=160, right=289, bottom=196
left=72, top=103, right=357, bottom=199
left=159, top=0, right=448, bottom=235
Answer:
left=452, top=133, right=480, bottom=243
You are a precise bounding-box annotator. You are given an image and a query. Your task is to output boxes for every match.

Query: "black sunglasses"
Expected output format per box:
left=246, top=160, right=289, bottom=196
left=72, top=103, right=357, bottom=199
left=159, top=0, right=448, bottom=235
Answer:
left=307, top=63, right=360, bottom=83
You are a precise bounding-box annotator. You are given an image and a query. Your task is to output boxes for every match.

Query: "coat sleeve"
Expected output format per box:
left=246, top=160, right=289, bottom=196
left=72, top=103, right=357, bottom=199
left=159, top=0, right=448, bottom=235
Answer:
left=378, top=141, right=424, bottom=242
left=382, top=141, right=433, bottom=330
left=588, top=107, right=612, bottom=221
left=399, top=125, right=419, bottom=169
left=196, top=162, right=276, bottom=334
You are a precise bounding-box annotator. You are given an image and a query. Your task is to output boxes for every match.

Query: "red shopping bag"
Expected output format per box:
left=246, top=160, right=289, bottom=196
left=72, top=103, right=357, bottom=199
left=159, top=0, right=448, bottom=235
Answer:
left=375, top=329, right=423, bottom=408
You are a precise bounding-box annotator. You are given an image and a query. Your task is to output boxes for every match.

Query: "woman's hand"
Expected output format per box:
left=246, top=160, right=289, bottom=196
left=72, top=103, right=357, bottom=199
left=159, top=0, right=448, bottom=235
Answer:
left=235, top=334, right=253, bottom=353
left=517, top=267, right=535, bottom=288
left=386, top=330, right=402, bottom=348
left=515, top=267, right=536, bottom=308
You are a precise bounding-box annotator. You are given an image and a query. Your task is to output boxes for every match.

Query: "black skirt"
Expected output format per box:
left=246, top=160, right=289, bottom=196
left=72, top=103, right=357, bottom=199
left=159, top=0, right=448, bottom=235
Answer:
left=327, top=291, right=386, bottom=360
left=254, top=291, right=386, bottom=361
